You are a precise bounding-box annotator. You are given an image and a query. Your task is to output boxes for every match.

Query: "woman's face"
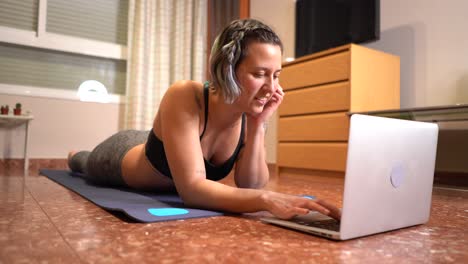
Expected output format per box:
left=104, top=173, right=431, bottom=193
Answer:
left=234, top=42, right=282, bottom=115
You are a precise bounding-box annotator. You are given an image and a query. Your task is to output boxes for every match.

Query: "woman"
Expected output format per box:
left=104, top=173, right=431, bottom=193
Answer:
left=69, top=19, right=341, bottom=220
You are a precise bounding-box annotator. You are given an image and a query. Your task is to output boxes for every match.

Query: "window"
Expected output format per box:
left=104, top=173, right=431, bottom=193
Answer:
left=0, top=0, right=38, bottom=31
left=47, top=0, right=128, bottom=45
left=0, top=0, right=128, bottom=102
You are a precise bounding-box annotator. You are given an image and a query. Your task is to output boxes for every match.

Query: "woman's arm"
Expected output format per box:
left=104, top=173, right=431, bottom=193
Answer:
left=233, top=117, right=269, bottom=189
left=234, top=84, right=285, bottom=188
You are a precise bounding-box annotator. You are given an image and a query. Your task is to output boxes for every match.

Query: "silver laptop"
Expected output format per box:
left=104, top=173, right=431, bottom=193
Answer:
left=261, top=114, right=439, bottom=240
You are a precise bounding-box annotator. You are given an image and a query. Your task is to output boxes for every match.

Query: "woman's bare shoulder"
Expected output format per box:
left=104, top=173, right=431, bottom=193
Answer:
left=165, top=80, right=203, bottom=97
left=160, top=80, right=204, bottom=116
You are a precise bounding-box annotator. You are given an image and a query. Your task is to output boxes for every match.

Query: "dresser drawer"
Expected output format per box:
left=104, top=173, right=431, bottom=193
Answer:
left=277, top=143, right=348, bottom=172
left=279, top=82, right=350, bottom=116
left=280, top=51, right=350, bottom=90
left=278, top=112, right=349, bottom=141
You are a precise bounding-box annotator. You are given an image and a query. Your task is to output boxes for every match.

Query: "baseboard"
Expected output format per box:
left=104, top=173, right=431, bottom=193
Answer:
left=0, top=158, right=68, bottom=176
left=4, top=160, right=464, bottom=189
left=277, top=166, right=345, bottom=185
left=1, top=161, right=279, bottom=178
left=1, top=160, right=280, bottom=178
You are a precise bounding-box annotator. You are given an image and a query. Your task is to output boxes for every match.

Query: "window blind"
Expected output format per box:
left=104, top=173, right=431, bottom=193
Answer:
left=0, top=43, right=126, bottom=94
left=47, top=0, right=128, bottom=45
left=0, top=0, right=38, bottom=31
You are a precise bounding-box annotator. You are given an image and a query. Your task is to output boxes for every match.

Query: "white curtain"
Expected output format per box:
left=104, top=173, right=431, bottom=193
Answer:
left=125, top=0, right=207, bottom=130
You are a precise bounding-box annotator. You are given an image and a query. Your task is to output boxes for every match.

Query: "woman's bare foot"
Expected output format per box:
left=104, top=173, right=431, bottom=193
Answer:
left=68, top=151, right=78, bottom=162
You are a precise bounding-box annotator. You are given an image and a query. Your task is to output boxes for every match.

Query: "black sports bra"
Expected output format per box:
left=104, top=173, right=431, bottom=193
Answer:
left=145, top=83, right=245, bottom=181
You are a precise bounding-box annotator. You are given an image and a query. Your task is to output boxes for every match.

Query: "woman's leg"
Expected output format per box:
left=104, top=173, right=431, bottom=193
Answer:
left=69, top=130, right=149, bottom=187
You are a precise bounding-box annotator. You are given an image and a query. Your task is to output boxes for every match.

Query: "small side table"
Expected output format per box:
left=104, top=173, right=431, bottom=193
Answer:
left=351, top=104, right=468, bottom=123
left=0, top=114, right=34, bottom=175
left=353, top=104, right=468, bottom=189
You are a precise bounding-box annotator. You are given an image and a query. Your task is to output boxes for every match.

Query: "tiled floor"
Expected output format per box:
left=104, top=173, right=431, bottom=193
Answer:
left=1, top=167, right=467, bottom=263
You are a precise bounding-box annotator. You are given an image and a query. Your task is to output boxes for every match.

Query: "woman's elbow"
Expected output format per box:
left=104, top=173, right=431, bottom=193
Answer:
left=177, top=188, right=199, bottom=206
left=175, top=181, right=208, bottom=208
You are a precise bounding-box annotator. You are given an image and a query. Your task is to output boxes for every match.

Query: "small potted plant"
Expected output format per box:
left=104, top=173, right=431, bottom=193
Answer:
left=13, top=103, right=22, bottom=115
left=1, top=105, right=9, bottom=115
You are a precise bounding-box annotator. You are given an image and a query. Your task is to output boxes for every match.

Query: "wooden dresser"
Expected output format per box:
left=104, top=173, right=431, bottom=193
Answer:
left=277, top=44, right=400, bottom=176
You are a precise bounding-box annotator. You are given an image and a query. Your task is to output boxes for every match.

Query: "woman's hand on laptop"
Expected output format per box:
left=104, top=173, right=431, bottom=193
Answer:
left=315, top=199, right=342, bottom=221
left=261, top=191, right=341, bottom=220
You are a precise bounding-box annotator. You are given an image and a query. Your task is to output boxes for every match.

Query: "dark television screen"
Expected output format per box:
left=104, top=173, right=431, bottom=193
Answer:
left=295, top=0, right=380, bottom=58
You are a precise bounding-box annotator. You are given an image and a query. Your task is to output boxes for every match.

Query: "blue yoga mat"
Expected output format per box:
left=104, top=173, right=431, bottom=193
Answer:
left=39, top=169, right=223, bottom=222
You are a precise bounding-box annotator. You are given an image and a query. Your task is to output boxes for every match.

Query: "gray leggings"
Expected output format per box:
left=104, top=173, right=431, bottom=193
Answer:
left=68, top=130, right=149, bottom=187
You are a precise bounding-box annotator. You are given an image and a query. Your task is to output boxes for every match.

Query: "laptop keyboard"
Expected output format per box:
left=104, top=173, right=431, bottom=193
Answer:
left=290, top=218, right=341, bottom=232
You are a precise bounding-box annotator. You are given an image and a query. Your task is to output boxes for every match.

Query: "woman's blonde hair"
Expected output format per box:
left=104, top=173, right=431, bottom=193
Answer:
left=209, top=19, right=283, bottom=104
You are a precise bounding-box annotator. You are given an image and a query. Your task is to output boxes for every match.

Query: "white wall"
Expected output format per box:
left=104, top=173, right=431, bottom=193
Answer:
left=252, top=0, right=468, bottom=163
left=0, top=94, right=122, bottom=158
left=250, top=0, right=296, bottom=163
left=365, top=0, right=468, bottom=108
left=250, top=0, right=295, bottom=60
